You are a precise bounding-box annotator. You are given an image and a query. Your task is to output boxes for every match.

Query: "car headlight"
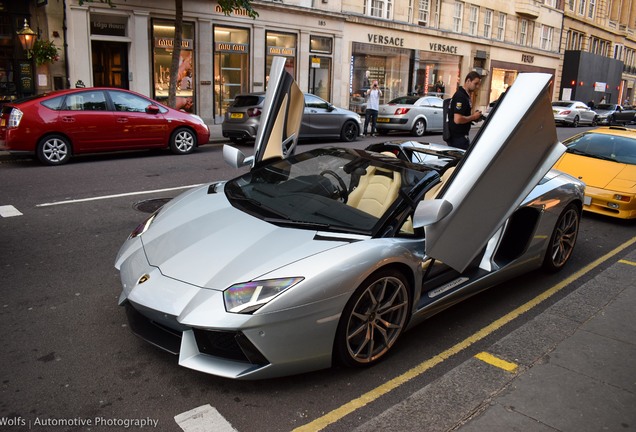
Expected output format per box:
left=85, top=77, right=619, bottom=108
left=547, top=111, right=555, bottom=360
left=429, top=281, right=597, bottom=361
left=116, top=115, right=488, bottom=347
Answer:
left=128, top=212, right=158, bottom=239
left=224, top=277, right=304, bottom=314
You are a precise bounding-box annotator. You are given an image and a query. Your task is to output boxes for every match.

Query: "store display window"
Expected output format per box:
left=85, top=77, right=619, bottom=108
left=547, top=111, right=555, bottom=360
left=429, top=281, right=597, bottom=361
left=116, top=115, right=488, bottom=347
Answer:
left=266, top=32, right=297, bottom=81
left=214, top=26, right=250, bottom=122
left=415, top=52, right=461, bottom=99
left=152, top=20, right=195, bottom=113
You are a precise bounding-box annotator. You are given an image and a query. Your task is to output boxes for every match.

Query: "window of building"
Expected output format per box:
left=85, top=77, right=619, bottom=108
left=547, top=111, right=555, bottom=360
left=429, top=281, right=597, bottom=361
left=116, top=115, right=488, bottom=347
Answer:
left=540, top=25, right=553, bottom=51
left=578, top=0, right=586, bottom=16
left=266, top=31, right=297, bottom=80
left=309, top=36, right=333, bottom=101
left=588, top=0, right=596, bottom=19
left=213, top=26, right=250, bottom=122
left=152, top=20, right=195, bottom=113
left=418, top=0, right=430, bottom=26
left=544, top=0, right=556, bottom=7
left=453, top=1, right=463, bottom=33
left=567, top=0, right=575, bottom=11
left=365, top=0, right=393, bottom=19
left=566, top=30, right=585, bottom=50
left=496, top=13, right=506, bottom=41
left=518, top=19, right=530, bottom=46
left=614, top=44, right=623, bottom=60
left=484, top=9, right=493, bottom=38
left=468, top=5, right=478, bottom=36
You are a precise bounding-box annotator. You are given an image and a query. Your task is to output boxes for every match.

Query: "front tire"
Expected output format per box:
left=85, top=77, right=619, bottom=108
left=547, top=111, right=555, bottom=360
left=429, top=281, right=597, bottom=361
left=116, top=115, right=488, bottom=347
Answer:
left=571, top=116, right=579, bottom=127
left=37, top=135, right=71, bottom=165
left=543, top=203, right=580, bottom=273
left=340, top=121, right=359, bottom=142
left=411, top=118, right=426, bottom=137
left=170, top=127, right=196, bottom=154
left=334, top=270, right=411, bottom=368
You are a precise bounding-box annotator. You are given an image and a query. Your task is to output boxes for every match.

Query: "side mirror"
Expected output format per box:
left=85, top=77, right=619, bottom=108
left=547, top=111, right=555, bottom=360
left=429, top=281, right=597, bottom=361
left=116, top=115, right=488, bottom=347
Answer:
left=327, top=103, right=335, bottom=112
left=413, top=199, right=453, bottom=228
left=146, top=105, right=160, bottom=114
left=223, top=145, right=253, bottom=168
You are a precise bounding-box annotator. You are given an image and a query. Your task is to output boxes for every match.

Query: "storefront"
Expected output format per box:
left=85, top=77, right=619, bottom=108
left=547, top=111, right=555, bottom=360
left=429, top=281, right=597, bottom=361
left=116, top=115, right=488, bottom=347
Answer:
left=349, top=42, right=412, bottom=113
left=213, top=26, right=250, bottom=121
left=489, top=55, right=557, bottom=104
left=415, top=50, right=462, bottom=99
left=151, top=20, right=195, bottom=113
left=308, top=35, right=333, bottom=101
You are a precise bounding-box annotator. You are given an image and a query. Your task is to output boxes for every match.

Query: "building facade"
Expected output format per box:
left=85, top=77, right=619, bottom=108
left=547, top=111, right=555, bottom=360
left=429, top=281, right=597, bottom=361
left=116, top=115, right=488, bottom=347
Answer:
left=4, top=0, right=635, bottom=124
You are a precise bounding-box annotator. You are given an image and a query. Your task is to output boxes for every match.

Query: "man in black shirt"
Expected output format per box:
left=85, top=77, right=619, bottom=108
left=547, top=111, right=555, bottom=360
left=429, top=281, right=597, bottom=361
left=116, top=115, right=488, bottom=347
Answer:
left=447, top=71, right=483, bottom=150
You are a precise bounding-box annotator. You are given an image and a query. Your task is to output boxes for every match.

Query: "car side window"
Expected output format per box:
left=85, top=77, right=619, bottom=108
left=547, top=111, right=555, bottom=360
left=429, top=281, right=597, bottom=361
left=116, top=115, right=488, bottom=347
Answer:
left=41, top=96, right=65, bottom=110
left=109, top=90, right=162, bottom=113
left=304, top=94, right=328, bottom=109
left=64, top=91, right=107, bottom=111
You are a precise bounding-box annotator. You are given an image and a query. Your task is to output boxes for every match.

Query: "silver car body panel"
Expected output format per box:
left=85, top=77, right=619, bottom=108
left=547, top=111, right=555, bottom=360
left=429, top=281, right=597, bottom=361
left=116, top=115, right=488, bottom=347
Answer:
left=376, top=96, right=444, bottom=134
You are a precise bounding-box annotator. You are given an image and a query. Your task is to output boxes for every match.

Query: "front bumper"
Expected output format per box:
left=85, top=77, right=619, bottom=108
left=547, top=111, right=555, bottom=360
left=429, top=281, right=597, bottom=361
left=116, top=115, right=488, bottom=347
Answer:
left=583, top=185, right=636, bottom=219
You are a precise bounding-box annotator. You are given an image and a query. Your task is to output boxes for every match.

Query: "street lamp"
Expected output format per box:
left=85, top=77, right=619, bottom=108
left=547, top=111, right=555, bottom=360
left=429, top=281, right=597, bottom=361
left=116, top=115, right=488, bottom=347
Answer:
left=16, top=19, right=37, bottom=52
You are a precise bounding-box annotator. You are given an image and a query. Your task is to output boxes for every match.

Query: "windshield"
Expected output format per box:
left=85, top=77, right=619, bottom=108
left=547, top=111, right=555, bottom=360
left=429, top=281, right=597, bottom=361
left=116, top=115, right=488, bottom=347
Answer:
left=565, top=132, right=636, bottom=164
left=224, top=147, right=437, bottom=235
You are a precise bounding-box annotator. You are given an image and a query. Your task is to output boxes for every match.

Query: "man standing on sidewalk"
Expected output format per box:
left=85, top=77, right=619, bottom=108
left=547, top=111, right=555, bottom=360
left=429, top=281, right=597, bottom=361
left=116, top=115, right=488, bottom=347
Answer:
left=364, top=80, right=382, bottom=136
left=446, top=71, right=483, bottom=150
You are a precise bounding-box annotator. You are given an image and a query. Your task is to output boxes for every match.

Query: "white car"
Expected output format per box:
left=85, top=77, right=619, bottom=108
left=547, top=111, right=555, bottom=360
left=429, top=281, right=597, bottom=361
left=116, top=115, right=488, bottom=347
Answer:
left=552, top=100, right=597, bottom=127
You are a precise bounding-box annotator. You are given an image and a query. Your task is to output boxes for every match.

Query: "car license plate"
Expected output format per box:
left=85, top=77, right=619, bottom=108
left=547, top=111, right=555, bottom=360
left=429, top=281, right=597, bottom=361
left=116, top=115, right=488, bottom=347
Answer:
left=583, top=195, right=592, bottom=206
left=377, top=118, right=390, bottom=123
left=230, top=113, right=244, bottom=119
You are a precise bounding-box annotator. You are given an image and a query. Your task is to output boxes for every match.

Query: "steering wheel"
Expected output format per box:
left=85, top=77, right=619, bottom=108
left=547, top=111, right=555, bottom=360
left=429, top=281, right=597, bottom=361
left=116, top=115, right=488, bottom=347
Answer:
left=320, top=170, right=349, bottom=203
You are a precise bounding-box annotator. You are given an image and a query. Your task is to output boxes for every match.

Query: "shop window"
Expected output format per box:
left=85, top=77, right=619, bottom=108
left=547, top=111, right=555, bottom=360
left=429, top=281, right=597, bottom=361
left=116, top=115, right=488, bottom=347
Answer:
left=266, top=32, right=297, bottom=82
left=152, top=20, right=195, bottom=113
left=214, top=26, right=250, bottom=121
left=309, top=36, right=332, bottom=101
left=415, top=52, right=461, bottom=99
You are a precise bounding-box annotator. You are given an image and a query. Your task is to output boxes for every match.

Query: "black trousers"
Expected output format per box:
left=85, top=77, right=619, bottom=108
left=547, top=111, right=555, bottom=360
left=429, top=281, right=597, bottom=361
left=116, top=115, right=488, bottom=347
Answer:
left=447, top=135, right=470, bottom=150
left=364, top=109, right=378, bottom=134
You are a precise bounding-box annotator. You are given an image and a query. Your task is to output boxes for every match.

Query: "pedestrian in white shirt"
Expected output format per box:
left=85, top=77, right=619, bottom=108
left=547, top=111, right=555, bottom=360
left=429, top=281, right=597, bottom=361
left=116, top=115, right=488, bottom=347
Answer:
left=364, top=81, right=382, bottom=136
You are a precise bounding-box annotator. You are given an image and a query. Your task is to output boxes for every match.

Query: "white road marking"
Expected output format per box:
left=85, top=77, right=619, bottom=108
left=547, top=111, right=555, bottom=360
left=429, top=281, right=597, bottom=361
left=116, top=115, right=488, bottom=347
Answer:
left=35, top=184, right=204, bottom=207
left=175, top=405, right=237, bottom=432
left=0, top=205, right=23, bottom=217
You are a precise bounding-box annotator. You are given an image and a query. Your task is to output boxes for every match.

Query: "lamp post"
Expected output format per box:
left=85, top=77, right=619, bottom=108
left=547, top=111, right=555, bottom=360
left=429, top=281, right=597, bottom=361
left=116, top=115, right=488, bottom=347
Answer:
left=16, top=19, right=37, bottom=53
left=16, top=19, right=37, bottom=97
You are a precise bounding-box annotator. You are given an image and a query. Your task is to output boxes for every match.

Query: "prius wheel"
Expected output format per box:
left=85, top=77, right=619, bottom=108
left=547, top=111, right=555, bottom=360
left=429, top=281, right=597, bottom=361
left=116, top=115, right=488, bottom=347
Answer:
left=37, top=135, right=71, bottom=165
left=543, top=204, right=580, bottom=273
left=335, top=270, right=411, bottom=368
left=170, top=127, right=196, bottom=154
left=411, top=119, right=426, bottom=137
left=340, top=121, right=359, bottom=142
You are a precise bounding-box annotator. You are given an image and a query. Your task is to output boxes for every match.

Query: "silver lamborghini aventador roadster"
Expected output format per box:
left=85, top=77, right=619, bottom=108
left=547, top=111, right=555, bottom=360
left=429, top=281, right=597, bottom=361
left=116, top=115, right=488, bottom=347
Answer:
left=115, top=57, right=585, bottom=379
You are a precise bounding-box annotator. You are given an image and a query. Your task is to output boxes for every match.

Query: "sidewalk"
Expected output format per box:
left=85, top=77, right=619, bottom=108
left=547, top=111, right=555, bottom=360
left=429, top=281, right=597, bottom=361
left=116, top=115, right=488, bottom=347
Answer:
left=355, top=246, right=636, bottom=432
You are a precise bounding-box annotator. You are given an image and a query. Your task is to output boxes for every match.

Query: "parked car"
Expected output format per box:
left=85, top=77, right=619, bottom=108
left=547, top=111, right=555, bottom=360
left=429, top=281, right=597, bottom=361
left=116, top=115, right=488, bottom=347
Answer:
left=593, top=104, right=636, bottom=125
left=376, top=95, right=444, bottom=137
left=222, top=92, right=362, bottom=143
left=0, top=88, right=210, bottom=165
left=552, top=100, right=597, bottom=127
left=115, top=59, right=584, bottom=380
left=553, top=126, right=636, bottom=219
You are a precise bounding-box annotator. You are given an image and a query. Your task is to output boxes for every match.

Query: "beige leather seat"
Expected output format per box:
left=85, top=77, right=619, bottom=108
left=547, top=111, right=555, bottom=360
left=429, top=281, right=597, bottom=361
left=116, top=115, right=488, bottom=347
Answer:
left=424, top=166, right=456, bottom=200
left=348, top=152, right=402, bottom=218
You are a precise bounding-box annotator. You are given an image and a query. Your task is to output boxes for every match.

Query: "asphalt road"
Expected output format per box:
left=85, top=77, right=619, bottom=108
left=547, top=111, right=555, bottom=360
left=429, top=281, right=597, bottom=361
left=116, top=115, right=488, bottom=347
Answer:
left=1, top=126, right=635, bottom=432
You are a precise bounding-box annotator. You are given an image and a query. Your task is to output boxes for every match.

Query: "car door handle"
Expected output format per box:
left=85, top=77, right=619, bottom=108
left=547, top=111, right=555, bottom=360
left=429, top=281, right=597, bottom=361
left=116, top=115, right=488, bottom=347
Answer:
left=117, top=118, right=128, bottom=123
left=62, top=116, right=75, bottom=123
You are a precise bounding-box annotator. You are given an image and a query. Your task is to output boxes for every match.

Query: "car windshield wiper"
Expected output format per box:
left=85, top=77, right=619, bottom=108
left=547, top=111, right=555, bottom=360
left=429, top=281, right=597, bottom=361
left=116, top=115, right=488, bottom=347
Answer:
left=226, top=191, right=293, bottom=219
left=263, top=218, right=331, bottom=230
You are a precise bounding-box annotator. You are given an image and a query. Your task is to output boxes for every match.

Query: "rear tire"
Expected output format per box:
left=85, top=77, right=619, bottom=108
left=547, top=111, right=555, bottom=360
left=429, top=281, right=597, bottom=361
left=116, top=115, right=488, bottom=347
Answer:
left=571, top=116, right=579, bottom=127
left=543, top=203, right=580, bottom=273
left=170, top=127, right=196, bottom=154
left=37, top=135, right=71, bottom=165
left=411, top=119, right=426, bottom=137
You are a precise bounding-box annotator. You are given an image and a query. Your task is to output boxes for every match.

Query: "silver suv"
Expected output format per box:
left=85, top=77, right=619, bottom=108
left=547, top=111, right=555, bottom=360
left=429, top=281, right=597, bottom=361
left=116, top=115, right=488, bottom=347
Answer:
left=222, top=93, right=362, bottom=143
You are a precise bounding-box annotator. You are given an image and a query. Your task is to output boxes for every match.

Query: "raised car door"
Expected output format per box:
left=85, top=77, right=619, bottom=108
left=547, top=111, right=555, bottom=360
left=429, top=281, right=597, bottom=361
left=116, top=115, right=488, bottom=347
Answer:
left=414, top=73, right=566, bottom=273
left=251, top=57, right=304, bottom=167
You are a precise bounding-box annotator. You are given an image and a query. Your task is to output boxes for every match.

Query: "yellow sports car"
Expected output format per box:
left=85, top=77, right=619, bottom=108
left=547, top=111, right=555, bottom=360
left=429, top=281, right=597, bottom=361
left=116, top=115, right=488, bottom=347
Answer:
left=554, top=127, right=636, bottom=219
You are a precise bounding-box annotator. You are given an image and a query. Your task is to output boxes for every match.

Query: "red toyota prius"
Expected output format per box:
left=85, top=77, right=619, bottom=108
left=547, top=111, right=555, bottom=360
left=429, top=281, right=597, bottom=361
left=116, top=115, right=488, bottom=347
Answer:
left=0, top=87, right=210, bottom=165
